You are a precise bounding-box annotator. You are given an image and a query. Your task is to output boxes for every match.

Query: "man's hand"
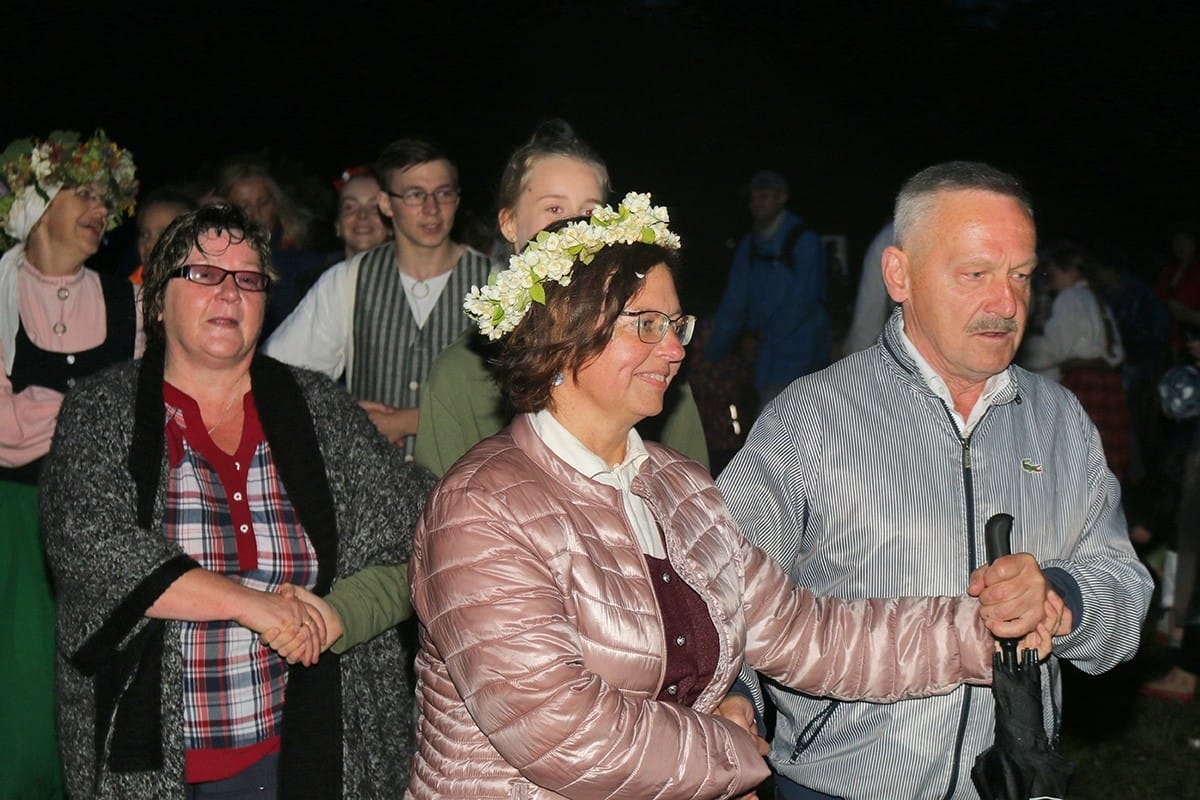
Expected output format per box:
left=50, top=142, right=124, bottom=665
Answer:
left=968, top=552, right=1049, bottom=639
left=712, top=693, right=768, bottom=800
left=358, top=401, right=418, bottom=445
left=969, top=554, right=1072, bottom=660
left=714, top=693, right=769, bottom=756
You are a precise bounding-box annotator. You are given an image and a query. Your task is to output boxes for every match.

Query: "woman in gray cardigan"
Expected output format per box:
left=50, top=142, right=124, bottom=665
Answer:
left=41, top=204, right=435, bottom=799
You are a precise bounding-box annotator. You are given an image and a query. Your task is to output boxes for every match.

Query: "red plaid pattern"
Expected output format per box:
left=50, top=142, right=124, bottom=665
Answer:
left=1060, top=368, right=1129, bottom=481
left=162, top=384, right=318, bottom=782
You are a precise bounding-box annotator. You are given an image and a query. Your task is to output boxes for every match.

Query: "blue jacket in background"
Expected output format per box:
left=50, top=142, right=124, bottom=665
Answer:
left=705, top=210, right=830, bottom=394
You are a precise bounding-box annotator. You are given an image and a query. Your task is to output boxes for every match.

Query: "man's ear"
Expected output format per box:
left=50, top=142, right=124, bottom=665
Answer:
left=882, top=245, right=911, bottom=304
left=377, top=191, right=395, bottom=221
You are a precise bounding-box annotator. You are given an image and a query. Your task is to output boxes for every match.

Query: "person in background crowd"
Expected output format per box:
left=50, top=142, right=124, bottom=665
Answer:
left=1142, top=337, right=1200, bottom=703
left=406, top=193, right=1059, bottom=800
left=217, top=158, right=323, bottom=336
left=1157, top=230, right=1200, bottom=357
left=685, top=316, right=754, bottom=474
left=703, top=169, right=830, bottom=407
left=42, top=203, right=435, bottom=799
left=719, top=161, right=1151, bottom=799
left=1020, top=242, right=1129, bottom=481
left=330, top=166, right=388, bottom=263
left=0, top=129, right=142, bottom=800
left=413, top=120, right=708, bottom=476
left=130, top=185, right=197, bottom=285
left=842, top=219, right=895, bottom=354
left=291, top=166, right=392, bottom=303
left=263, top=139, right=494, bottom=460
left=1092, top=251, right=1170, bottom=485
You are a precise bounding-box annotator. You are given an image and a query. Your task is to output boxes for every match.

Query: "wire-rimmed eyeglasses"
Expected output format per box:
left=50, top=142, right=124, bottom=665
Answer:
left=169, top=265, right=271, bottom=292
left=619, top=310, right=696, bottom=346
left=384, top=187, right=461, bottom=206
left=73, top=185, right=113, bottom=209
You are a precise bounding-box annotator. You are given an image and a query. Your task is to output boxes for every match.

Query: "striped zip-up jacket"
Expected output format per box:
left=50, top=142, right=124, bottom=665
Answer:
left=717, top=309, right=1151, bottom=800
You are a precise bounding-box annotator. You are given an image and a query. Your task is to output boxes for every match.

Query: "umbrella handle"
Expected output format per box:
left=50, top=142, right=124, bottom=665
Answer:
left=984, top=513, right=1020, bottom=668
left=984, top=513, right=1014, bottom=563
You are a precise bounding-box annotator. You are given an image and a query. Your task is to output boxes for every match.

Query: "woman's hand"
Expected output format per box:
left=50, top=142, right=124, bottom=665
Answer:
left=1017, top=592, right=1068, bottom=662
left=236, top=587, right=322, bottom=665
left=261, top=584, right=344, bottom=665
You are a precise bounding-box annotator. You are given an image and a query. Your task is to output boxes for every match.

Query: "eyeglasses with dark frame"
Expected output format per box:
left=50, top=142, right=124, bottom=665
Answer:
left=384, top=187, right=461, bottom=207
left=619, top=310, right=696, bottom=346
left=169, top=265, right=271, bottom=292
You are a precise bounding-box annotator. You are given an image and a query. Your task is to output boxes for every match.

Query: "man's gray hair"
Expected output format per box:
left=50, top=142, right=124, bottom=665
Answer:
left=893, top=161, right=1034, bottom=248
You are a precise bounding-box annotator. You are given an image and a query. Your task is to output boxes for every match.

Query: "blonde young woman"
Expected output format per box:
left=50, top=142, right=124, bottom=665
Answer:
left=406, top=194, right=1061, bottom=799
left=413, top=120, right=708, bottom=475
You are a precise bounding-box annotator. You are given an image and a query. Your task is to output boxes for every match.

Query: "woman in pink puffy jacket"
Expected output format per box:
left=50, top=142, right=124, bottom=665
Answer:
left=406, top=193, right=1058, bottom=800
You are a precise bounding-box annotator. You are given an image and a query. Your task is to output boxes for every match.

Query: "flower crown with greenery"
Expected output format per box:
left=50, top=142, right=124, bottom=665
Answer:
left=0, top=129, right=139, bottom=249
left=464, top=191, right=681, bottom=339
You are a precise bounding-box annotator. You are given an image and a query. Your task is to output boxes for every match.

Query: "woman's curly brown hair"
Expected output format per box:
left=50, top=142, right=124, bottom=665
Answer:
left=491, top=226, right=681, bottom=414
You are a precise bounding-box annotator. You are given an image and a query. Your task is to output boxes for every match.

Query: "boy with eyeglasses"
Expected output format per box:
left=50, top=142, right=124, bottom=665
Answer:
left=264, top=138, right=492, bottom=461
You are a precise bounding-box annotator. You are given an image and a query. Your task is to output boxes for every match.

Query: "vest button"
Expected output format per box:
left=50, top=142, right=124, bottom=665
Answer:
left=675, top=635, right=687, bottom=646
left=66, top=377, right=76, bottom=388
left=66, top=354, right=76, bottom=365
left=665, top=684, right=678, bottom=696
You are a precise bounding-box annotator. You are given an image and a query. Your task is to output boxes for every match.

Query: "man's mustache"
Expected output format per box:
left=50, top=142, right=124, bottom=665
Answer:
left=966, top=317, right=1019, bottom=334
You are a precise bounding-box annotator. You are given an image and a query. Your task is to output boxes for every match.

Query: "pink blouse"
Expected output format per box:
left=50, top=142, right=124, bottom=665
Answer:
left=0, top=258, right=143, bottom=467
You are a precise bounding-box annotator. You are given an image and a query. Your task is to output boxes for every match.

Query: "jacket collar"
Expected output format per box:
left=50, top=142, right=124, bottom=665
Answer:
left=510, top=413, right=659, bottom=504
left=879, top=306, right=1023, bottom=410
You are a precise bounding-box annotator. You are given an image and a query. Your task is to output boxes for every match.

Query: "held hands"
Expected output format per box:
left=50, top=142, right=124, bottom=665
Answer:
left=712, top=693, right=769, bottom=800
left=258, top=584, right=344, bottom=666
left=235, top=587, right=324, bottom=666
left=968, top=553, right=1071, bottom=661
left=358, top=400, right=419, bottom=445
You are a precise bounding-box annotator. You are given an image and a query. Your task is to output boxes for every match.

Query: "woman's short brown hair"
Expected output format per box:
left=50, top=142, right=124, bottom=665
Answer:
left=141, top=203, right=275, bottom=349
left=492, top=236, right=680, bottom=413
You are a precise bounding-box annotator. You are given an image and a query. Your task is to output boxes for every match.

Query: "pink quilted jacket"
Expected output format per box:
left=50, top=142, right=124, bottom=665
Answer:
left=407, top=415, right=993, bottom=799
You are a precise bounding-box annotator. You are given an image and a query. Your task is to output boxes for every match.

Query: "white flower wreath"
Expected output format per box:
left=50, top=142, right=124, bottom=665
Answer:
left=464, top=191, right=681, bottom=340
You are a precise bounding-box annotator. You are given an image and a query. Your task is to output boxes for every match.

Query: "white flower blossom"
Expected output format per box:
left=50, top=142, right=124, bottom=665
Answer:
left=30, top=146, right=54, bottom=180
left=463, top=191, right=681, bottom=339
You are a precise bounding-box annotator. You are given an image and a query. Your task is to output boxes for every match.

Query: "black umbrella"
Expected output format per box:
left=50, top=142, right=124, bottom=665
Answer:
left=971, top=513, right=1074, bottom=800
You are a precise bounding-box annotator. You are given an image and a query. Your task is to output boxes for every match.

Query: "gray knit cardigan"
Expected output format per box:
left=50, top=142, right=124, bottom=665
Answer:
left=41, top=351, right=436, bottom=799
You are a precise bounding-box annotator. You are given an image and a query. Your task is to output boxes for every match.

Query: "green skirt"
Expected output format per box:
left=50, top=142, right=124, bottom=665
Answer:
left=0, top=480, right=64, bottom=799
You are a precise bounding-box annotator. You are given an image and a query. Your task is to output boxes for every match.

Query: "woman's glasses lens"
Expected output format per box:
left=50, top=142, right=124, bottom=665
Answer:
left=174, top=265, right=270, bottom=292
left=622, top=311, right=696, bottom=345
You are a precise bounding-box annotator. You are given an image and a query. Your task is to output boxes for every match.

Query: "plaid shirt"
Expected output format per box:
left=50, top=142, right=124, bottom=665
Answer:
left=162, top=383, right=317, bottom=782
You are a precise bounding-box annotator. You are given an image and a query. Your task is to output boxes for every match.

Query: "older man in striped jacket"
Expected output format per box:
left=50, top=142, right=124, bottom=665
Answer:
left=718, top=161, right=1152, bottom=800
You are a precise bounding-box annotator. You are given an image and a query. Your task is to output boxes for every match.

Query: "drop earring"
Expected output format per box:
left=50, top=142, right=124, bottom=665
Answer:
left=552, top=372, right=564, bottom=387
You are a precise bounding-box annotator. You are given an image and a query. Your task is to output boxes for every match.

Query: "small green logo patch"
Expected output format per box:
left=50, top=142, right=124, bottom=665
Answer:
left=1021, top=458, right=1043, bottom=473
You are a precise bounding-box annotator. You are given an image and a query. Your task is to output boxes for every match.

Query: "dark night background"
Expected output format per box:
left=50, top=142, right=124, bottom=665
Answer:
left=7, top=0, right=1199, bottom=313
